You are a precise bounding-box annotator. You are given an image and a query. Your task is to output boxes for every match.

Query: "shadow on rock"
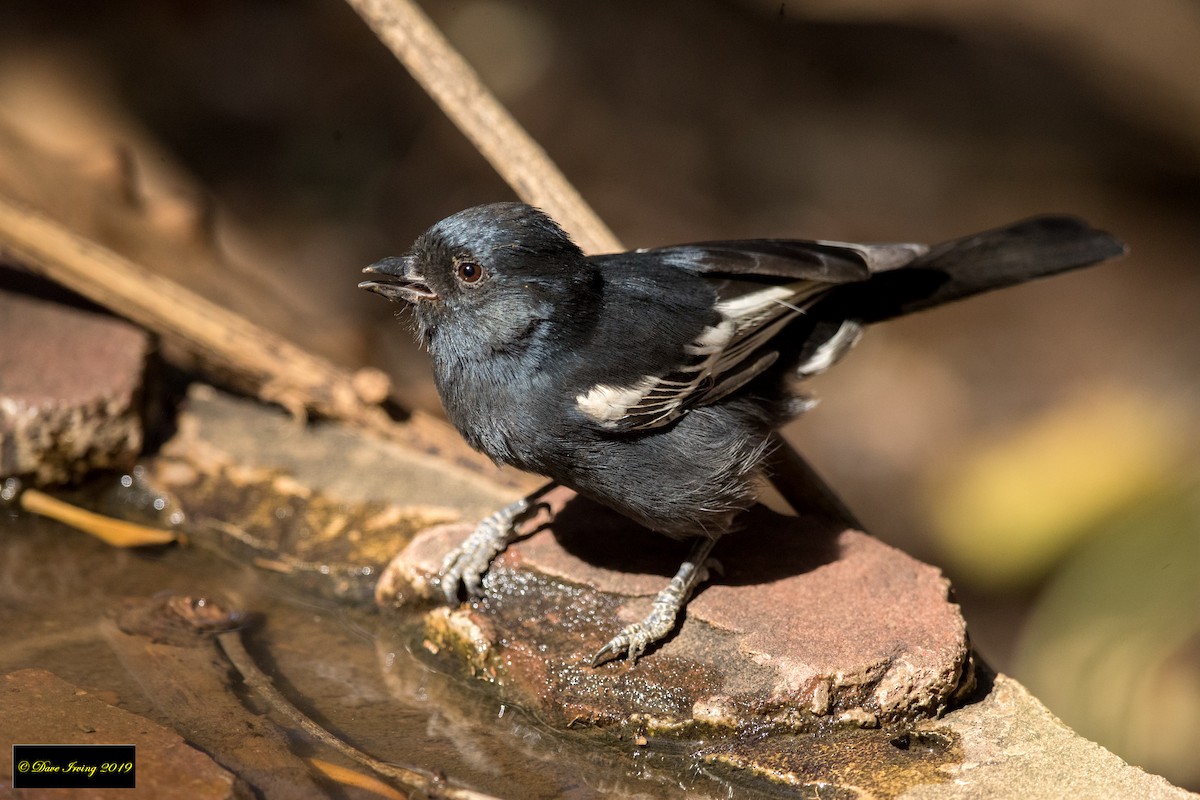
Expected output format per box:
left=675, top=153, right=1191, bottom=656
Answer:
left=548, top=493, right=844, bottom=588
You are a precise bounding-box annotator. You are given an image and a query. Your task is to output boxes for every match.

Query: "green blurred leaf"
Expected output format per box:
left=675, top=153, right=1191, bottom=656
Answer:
left=926, top=390, right=1180, bottom=589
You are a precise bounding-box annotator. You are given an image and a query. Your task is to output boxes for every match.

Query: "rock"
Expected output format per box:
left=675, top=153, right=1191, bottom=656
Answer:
left=898, top=673, right=1198, bottom=800
left=0, top=668, right=247, bottom=799
left=691, top=668, right=1200, bottom=798
left=142, top=385, right=518, bottom=602
left=0, top=288, right=148, bottom=485
left=379, top=485, right=974, bottom=733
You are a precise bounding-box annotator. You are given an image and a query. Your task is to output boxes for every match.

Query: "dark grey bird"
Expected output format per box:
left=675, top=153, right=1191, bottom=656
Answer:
left=360, top=203, right=1124, bottom=665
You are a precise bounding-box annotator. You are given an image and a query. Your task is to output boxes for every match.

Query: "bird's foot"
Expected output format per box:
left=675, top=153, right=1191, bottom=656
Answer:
left=591, top=538, right=717, bottom=666
left=591, top=580, right=693, bottom=665
left=436, top=497, right=542, bottom=602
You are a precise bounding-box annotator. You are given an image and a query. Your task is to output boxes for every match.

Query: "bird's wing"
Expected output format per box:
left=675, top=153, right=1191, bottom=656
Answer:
left=575, top=239, right=928, bottom=432
left=643, top=239, right=928, bottom=281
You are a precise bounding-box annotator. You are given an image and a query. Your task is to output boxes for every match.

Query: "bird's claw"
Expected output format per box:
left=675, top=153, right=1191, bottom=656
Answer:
left=436, top=498, right=538, bottom=603
left=437, top=544, right=492, bottom=603
left=591, top=627, right=651, bottom=666
left=590, top=584, right=687, bottom=666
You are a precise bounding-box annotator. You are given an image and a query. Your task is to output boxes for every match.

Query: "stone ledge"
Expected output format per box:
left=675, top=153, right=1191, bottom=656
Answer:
left=378, top=487, right=974, bottom=733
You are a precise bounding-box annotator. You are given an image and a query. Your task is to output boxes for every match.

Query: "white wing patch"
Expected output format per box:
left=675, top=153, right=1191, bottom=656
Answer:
left=575, top=376, right=662, bottom=425
left=796, top=320, right=862, bottom=377
left=575, top=281, right=828, bottom=430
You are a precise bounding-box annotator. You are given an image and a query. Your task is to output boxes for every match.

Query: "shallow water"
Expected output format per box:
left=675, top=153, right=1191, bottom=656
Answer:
left=0, top=496, right=775, bottom=799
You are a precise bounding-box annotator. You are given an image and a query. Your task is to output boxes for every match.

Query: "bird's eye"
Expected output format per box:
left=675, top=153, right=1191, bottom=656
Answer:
left=455, top=261, right=485, bottom=285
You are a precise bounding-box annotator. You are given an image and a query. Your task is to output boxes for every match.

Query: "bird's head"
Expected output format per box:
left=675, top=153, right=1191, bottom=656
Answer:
left=361, top=203, right=597, bottom=355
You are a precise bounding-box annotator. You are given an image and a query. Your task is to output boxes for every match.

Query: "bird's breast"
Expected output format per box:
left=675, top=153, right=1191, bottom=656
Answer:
left=430, top=348, right=558, bottom=469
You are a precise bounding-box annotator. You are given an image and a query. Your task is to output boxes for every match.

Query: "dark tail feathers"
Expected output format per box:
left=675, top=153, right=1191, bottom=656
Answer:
left=824, top=215, right=1126, bottom=323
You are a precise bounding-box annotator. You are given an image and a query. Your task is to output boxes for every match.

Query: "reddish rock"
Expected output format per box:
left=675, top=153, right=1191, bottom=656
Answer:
left=380, top=486, right=974, bottom=733
left=0, top=668, right=247, bottom=799
left=0, top=289, right=148, bottom=484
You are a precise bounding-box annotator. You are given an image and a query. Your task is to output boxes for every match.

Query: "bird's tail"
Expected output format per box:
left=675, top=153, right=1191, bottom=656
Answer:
left=821, top=215, right=1126, bottom=323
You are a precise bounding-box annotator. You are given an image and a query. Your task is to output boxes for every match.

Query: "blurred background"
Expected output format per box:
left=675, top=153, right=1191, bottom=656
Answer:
left=1, top=0, right=1197, bottom=788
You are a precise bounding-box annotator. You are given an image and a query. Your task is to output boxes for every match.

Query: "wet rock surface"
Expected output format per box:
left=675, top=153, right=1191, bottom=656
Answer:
left=100, top=594, right=336, bottom=799
left=379, top=486, right=975, bottom=733
left=1, top=668, right=247, bottom=799
left=0, top=289, right=148, bottom=485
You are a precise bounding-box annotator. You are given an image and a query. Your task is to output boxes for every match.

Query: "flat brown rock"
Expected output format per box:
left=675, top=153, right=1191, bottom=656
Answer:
left=0, top=668, right=247, bottom=799
left=0, top=289, right=148, bottom=484
left=380, top=486, right=973, bottom=733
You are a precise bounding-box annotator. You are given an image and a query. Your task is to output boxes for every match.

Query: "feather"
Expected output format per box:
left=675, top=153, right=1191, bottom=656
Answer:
left=574, top=280, right=828, bottom=430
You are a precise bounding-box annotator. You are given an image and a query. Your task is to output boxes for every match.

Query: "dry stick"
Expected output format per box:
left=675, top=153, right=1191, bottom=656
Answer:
left=0, top=192, right=389, bottom=425
left=342, top=0, right=621, bottom=256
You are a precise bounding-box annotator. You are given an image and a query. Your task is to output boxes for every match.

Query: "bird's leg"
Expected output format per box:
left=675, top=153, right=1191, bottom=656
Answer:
left=591, top=535, right=719, bottom=666
left=438, top=482, right=557, bottom=603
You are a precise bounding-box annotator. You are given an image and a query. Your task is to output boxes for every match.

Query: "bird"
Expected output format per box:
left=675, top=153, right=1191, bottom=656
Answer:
left=359, top=202, right=1124, bottom=665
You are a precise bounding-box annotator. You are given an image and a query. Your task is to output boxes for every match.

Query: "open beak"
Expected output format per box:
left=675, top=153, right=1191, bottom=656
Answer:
left=359, top=256, right=438, bottom=304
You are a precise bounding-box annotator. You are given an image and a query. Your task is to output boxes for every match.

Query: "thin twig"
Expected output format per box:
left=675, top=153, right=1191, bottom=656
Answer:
left=343, top=0, right=622, bottom=255
left=0, top=192, right=390, bottom=425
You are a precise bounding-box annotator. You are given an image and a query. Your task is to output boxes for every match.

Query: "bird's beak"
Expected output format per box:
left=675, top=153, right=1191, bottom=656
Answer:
left=359, top=256, right=438, bottom=303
